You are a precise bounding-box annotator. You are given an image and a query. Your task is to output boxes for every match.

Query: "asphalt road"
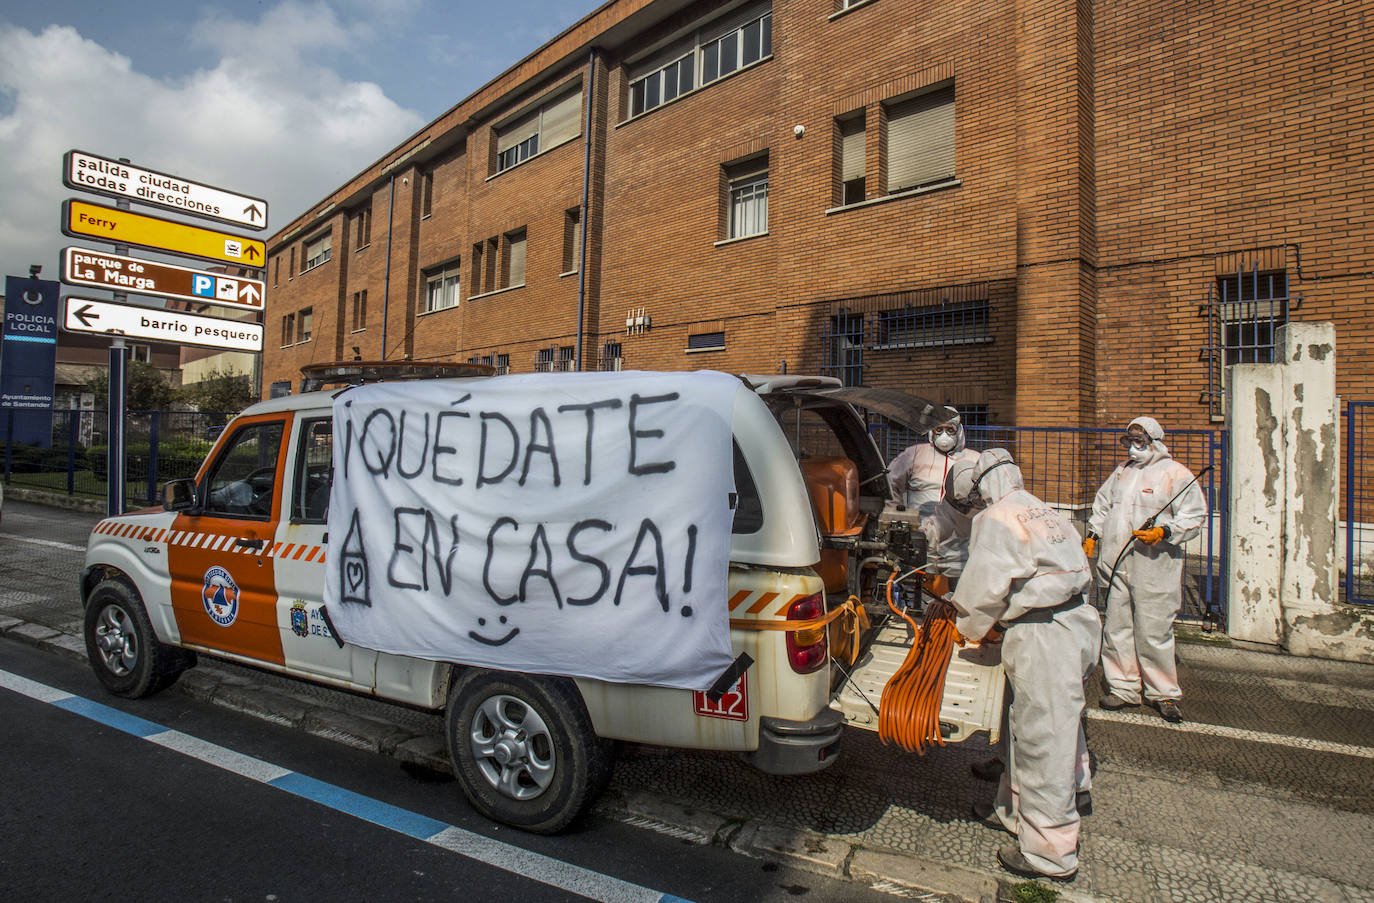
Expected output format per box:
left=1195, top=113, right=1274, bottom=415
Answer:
left=0, top=639, right=901, bottom=903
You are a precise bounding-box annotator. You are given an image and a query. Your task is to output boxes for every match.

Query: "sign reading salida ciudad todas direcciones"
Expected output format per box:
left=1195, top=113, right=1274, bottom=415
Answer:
left=324, top=371, right=739, bottom=692
left=63, top=297, right=263, bottom=353
left=62, top=199, right=266, bottom=268
left=61, top=247, right=264, bottom=311
left=63, top=150, right=268, bottom=231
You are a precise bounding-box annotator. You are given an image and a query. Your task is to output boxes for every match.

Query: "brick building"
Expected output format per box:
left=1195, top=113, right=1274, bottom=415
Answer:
left=261, top=0, right=1373, bottom=439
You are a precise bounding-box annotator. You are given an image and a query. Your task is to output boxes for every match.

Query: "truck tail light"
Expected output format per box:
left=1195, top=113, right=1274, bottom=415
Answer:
left=786, top=593, right=828, bottom=674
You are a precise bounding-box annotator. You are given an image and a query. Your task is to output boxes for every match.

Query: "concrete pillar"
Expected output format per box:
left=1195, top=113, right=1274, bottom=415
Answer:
left=1227, top=323, right=1373, bottom=662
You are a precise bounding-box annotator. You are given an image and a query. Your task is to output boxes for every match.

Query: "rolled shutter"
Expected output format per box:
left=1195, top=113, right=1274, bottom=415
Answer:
left=507, top=233, right=526, bottom=285
left=886, top=83, right=955, bottom=192
left=841, top=116, right=865, bottom=182
left=497, top=110, right=539, bottom=154
left=540, top=89, right=582, bottom=147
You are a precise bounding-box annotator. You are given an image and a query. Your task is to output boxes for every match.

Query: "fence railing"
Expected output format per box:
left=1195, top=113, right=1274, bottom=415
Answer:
left=868, top=419, right=1228, bottom=626
left=2, top=408, right=235, bottom=508
left=1343, top=401, right=1374, bottom=606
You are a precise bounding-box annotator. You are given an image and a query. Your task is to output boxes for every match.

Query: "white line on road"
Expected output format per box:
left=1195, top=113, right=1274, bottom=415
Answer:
left=0, top=534, right=86, bottom=552
left=1086, top=707, right=1374, bottom=759
left=0, top=667, right=691, bottom=903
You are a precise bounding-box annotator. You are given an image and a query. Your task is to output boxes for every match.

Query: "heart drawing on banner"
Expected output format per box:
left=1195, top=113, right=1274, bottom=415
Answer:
left=346, top=560, right=366, bottom=593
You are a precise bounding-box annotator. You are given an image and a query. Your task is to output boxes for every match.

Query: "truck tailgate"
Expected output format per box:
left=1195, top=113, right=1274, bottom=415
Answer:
left=830, top=619, right=1005, bottom=745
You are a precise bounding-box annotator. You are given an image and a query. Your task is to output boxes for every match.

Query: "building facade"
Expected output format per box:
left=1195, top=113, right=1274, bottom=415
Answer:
left=262, top=0, right=1373, bottom=438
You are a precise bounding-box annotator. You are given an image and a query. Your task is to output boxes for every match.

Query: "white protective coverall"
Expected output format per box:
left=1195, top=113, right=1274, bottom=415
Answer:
left=920, top=458, right=977, bottom=582
left=953, top=449, right=1100, bottom=879
left=886, top=414, right=980, bottom=517
left=1089, top=416, right=1208, bottom=704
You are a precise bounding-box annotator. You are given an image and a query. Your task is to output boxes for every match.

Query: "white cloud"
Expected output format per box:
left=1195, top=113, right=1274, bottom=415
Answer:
left=0, top=7, right=424, bottom=284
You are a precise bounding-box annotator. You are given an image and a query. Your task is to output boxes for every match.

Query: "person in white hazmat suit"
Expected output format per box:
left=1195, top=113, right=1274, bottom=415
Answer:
left=953, top=449, right=1101, bottom=881
left=887, top=409, right=980, bottom=518
left=1084, top=416, right=1208, bottom=723
left=917, top=457, right=978, bottom=598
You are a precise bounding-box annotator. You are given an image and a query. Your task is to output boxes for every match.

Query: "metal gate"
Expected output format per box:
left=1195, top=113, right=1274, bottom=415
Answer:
left=1343, top=401, right=1374, bottom=605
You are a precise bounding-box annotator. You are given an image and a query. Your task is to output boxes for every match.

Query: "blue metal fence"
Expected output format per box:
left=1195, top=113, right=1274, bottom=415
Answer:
left=2, top=408, right=234, bottom=508
left=870, top=420, right=1228, bottom=626
left=1343, top=401, right=1374, bottom=606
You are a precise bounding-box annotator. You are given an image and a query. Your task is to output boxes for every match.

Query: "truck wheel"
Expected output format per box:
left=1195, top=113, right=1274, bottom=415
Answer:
left=83, top=580, right=192, bottom=699
left=445, top=669, right=614, bottom=834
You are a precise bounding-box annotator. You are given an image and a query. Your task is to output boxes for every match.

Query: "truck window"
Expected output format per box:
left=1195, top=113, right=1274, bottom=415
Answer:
left=732, top=441, right=763, bottom=534
left=203, top=422, right=285, bottom=519
left=293, top=417, right=333, bottom=522
left=772, top=406, right=850, bottom=461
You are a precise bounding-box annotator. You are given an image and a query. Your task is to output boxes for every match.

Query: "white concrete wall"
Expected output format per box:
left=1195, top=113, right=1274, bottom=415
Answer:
left=1227, top=323, right=1374, bottom=662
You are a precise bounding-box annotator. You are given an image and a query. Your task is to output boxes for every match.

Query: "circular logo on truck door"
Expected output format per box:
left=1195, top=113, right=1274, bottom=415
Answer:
left=202, top=566, right=241, bottom=626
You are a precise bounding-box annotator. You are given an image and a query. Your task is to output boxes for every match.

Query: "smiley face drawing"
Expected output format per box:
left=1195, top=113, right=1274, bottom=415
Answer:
left=468, top=614, right=519, bottom=646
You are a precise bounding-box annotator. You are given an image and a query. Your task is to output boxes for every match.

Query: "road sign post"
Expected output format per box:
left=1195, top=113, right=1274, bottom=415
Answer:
left=108, top=337, right=125, bottom=516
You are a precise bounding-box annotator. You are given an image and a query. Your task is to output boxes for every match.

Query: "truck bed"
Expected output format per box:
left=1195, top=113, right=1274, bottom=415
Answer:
left=830, top=618, right=1005, bottom=745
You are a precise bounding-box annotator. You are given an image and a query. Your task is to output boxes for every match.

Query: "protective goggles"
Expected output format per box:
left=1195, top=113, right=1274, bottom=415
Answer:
left=932, top=424, right=959, bottom=437
left=1119, top=433, right=1150, bottom=450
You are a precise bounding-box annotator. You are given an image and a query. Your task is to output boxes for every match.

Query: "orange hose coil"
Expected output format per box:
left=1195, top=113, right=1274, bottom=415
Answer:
left=878, top=570, right=963, bottom=755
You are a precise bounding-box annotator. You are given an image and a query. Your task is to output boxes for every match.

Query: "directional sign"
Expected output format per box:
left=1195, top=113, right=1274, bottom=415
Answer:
left=62, top=199, right=265, bottom=268
left=61, top=247, right=264, bottom=311
left=62, top=297, right=263, bottom=352
left=63, top=149, right=268, bottom=231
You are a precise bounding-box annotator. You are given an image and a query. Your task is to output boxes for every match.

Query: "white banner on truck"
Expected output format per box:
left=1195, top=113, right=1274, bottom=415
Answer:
left=324, top=371, right=740, bottom=691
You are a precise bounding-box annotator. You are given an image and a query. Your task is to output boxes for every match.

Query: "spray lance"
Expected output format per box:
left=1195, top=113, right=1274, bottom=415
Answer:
left=1101, top=464, right=1214, bottom=616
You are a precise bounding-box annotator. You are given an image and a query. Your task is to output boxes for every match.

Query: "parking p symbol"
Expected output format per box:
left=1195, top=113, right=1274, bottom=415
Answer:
left=193, top=274, right=214, bottom=297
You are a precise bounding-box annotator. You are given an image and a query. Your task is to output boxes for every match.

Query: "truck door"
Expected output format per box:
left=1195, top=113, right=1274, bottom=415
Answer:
left=167, top=414, right=290, bottom=666
left=274, top=414, right=377, bottom=688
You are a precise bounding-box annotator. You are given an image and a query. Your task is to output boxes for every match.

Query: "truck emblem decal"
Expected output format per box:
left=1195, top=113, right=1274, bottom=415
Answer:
left=202, top=566, right=241, bottom=627
left=290, top=601, right=309, bottom=638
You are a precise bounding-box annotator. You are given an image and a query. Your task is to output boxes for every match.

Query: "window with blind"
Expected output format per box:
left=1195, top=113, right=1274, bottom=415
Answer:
left=838, top=113, right=866, bottom=205
left=424, top=263, right=461, bottom=313
left=303, top=232, right=332, bottom=271
left=495, top=86, right=582, bottom=173
left=503, top=229, right=527, bottom=288
left=563, top=207, right=581, bottom=273
left=726, top=156, right=768, bottom=239
left=627, top=3, right=772, bottom=118
left=885, top=81, right=956, bottom=193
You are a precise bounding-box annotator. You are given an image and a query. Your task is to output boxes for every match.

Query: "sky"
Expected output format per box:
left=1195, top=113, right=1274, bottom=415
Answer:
left=0, top=0, right=586, bottom=285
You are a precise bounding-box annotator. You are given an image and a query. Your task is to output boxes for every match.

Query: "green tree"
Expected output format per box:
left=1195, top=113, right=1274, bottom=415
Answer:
left=181, top=368, right=257, bottom=416
left=83, top=360, right=178, bottom=410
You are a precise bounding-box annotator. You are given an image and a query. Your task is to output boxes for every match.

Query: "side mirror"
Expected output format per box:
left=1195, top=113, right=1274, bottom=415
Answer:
left=162, top=478, right=198, bottom=513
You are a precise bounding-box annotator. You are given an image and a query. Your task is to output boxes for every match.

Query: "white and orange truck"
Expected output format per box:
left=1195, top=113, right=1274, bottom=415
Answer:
left=80, top=365, right=1002, bottom=833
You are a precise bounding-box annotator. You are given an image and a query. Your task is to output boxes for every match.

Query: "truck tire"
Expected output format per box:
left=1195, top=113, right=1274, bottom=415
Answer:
left=445, top=669, right=614, bottom=834
left=83, top=579, right=193, bottom=699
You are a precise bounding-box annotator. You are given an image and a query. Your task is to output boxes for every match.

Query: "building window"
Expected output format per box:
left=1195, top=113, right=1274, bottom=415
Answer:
left=687, top=331, right=726, bottom=352
left=425, top=263, right=461, bottom=313
left=558, top=345, right=575, bottom=372
left=563, top=208, right=581, bottom=273
left=269, top=380, right=292, bottom=399
left=421, top=172, right=433, bottom=217
left=600, top=341, right=623, bottom=371
left=726, top=156, right=769, bottom=239
left=273, top=256, right=280, bottom=286
left=495, top=353, right=510, bottom=375
left=838, top=113, right=866, bottom=205
left=874, top=299, right=989, bottom=348
left=503, top=229, right=527, bottom=288
left=628, top=4, right=771, bottom=118
left=289, top=247, right=296, bottom=278
left=129, top=344, right=151, bottom=363
left=535, top=346, right=555, bottom=372
left=824, top=312, right=864, bottom=387
left=281, top=313, right=295, bottom=347
left=952, top=404, right=989, bottom=429
left=302, top=232, right=332, bottom=272
left=354, top=208, right=371, bottom=247
left=297, top=308, right=313, bottom=343
left=351, top=290, right=368, bottom=331
left=495, top=87, right=582, bottom=173
left=885, top=81, right=956, bottom=193
left=1216, top=271, right=1289, bottom=365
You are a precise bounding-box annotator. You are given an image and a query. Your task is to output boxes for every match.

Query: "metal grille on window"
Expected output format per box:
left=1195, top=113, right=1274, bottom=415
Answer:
left=874, top=297, right=989, bottom=348
left=1199, top=248, right=1297, bottom=418
left=557, top=345, right=575, bottom=372
left=820, top=311, right=865, bottom=386
left=600, top=341, right=623, bottom=371
left=535, top=346, right=555, bottom=373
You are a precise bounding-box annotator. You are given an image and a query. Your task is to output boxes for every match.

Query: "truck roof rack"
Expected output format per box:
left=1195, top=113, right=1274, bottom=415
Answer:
left=299, top=360, right=494, bottom=393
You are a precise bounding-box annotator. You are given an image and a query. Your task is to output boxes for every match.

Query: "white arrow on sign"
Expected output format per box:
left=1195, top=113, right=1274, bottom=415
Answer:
left=62, top=296, right=263, bottom=352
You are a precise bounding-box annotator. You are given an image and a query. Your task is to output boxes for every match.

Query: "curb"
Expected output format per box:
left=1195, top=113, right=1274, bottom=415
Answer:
left=2, top=486, right=108, bottom=514
left=0, top=612, right=1031, bottom=903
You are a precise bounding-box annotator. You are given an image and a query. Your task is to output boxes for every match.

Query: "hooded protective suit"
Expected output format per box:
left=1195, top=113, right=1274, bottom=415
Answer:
left=1088, top=416, right=1208, bottom=705
left=886, top=412, right=980, bottom=517
left=921, top=458, right=977, bottom=581
left=953, top=449, right=1100, bottom=879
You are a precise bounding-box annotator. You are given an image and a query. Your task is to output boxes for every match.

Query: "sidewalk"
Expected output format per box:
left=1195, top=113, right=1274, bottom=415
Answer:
left=3, top=496, right=1373, bottom=903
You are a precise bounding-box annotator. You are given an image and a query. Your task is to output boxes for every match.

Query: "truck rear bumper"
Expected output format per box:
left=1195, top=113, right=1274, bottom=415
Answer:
left=740, top=708, right=845, bottom=775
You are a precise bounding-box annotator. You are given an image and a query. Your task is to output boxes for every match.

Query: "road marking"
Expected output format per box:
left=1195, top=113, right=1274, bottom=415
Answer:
left=1086, top=707, right=1374, bottom=759
left=0, top=667, right=693, bottom=903
left=0, top=534, right=86, bottom=552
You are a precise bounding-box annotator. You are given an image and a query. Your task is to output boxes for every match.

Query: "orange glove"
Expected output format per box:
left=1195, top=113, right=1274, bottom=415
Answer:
left=1082, top=536, right=1096, bottom=558
left=923, top=573, right=950, bottom=597
left=1133, top=526, right=1167, bottom=545
left=980, top=625, right=1005, bottom=645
